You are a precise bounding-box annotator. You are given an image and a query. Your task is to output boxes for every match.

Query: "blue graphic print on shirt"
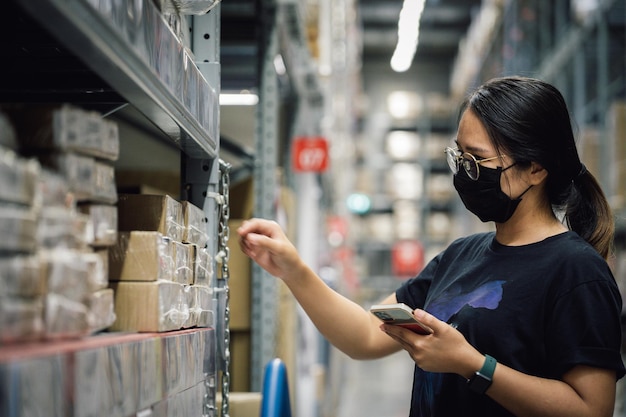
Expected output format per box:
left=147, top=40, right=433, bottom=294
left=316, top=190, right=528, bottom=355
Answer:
left=415, top=280, right=505, bottom=417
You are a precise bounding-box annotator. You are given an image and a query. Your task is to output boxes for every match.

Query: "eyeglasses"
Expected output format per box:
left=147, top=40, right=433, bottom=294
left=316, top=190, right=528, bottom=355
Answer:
left=444, top=146, right=507, bottom=180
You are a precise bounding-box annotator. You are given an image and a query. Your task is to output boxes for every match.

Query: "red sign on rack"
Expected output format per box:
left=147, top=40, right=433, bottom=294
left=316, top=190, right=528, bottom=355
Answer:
left=292, top=136, right=329, bottom=172
left=392, top=240, right=424, bottom=278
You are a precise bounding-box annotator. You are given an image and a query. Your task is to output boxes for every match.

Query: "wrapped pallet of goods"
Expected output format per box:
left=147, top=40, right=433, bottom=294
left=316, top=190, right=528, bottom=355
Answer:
left=0, top=105, right=120, bottom=343
left=112, top=195, right=215, bottom=332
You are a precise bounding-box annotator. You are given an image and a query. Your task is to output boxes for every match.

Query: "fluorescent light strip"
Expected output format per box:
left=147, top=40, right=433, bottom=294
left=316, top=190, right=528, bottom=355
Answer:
left=390, top=0, right=426, bottom=73
left=219, top=93, right=259, bottom=106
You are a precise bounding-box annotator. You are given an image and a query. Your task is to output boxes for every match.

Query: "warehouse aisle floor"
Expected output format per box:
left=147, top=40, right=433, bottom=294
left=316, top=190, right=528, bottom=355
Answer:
left=334, top=350, right=413, bottom=417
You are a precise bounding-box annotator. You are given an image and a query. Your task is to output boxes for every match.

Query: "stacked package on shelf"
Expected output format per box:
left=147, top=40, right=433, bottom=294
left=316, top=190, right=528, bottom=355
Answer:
left=0, top=112, right=45, bottom=344
left=110, top=194, right=214, bottom=332
left=2, top=104, right=119, bottom=341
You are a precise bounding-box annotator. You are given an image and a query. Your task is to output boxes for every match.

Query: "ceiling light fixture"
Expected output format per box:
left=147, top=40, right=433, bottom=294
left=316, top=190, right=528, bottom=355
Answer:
left=390, top=0, right=426, bottom=73
left=273, top=54, right=287, bottom=76
left=219, top=92, right=259, bottom=106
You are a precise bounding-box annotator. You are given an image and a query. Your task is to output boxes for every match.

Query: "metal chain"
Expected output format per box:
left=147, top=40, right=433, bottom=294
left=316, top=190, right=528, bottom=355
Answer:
left=217, top=159, right=231, bottom=417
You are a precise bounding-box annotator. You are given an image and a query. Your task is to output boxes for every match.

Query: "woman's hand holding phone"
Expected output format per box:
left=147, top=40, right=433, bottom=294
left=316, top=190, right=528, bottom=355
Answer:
left=370, top=303, right=433, bottom=335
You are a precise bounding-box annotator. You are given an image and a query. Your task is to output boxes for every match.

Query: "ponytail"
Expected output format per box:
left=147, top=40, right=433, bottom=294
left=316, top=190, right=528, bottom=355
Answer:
left=565, top=169, right=614, bottom=260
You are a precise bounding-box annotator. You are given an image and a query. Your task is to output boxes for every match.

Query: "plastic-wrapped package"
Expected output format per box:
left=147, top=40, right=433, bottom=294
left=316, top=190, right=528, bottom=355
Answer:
left=0, top=354, right=68, bottom=416
left=38, top=168, right=73, bottom=208
left=181, top=201, right=208, bottom=246
left=117, top=194, right=185, bottom=242
left=193, top=245, right=214, bottom=287
left=80, top=111, right=120, bottom=161
left=153, top=381, right=204, bottom=417
left=88, top=288, right=116, bottom=334
left=92, top=160, right=118, bottom=204
left=53, top=106, right=119, bottom=161
left=41, top=250, right=92, bottom=303
left=84, top=251, right=109, bottom=292
left=79, top=203, right=118, bottom=247
left=0, top=145, right=40, bottom=207
left=109, top=231, right=175, bottom=282
left=182, top=285, right=196, bottom=328
left=187, top=285, right=214, bottom=328
left=73, top=345, right=116, bottom=416
left=0, top=255, right=45, bottom=298
left=173, top=241, right=193, bottom=285
left=38, top=153, right=116, bottom=204
left=0, top=204, right=38, bottom=253
left=110, top=280, right=187, bottom=332
left=39, top=152, right=94, bottom=201
left=37, top=206, right=90, bottom=250
left=2, top=104, right=119, bottom=161
left=0, top=296, right=44, bottom=344
left=44, top=293, right=90, bottom=339
left=137, top=338, right=165, bottom=409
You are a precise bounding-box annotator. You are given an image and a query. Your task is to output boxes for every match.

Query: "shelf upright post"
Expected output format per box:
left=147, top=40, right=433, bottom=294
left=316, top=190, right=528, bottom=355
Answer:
left=251, top=0, right=280, bottom=392
left=597, top=12, right=611, bottom=192
left=185, top=5, right=223, bottom=416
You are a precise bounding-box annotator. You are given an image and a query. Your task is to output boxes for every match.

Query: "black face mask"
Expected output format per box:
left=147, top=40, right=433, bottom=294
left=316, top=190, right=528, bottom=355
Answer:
left=453, top=164, right=531, bottom=223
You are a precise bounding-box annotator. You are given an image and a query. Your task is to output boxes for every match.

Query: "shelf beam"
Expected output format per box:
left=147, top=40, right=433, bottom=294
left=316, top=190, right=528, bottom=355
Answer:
left=14, top=0, right=218, bottom=159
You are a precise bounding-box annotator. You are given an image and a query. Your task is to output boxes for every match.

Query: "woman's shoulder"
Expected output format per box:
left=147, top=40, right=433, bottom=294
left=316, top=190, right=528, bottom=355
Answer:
left=447, top=232, right=495, bottom=249
left=549, top=231, right=606, bottom=260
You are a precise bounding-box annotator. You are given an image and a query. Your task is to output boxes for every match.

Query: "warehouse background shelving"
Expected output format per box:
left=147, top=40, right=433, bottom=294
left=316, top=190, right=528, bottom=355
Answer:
left=218, top=0, right=626, bottom=416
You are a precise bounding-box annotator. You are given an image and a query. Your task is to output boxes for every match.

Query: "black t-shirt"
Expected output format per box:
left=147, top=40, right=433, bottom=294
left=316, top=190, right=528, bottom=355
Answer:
left=396, top=231, right=625, bottom=417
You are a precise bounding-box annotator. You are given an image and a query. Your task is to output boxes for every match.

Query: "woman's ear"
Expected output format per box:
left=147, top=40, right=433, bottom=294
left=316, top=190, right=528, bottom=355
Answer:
left=528, top=161, right=548, bottom=185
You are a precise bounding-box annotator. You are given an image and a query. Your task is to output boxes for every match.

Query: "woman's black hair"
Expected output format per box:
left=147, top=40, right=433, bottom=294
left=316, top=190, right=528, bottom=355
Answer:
left=460, top=76, right=614, bottom=259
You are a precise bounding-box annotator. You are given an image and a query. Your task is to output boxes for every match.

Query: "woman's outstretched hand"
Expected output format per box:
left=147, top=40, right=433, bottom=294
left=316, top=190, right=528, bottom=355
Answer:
left=380, top=309, right=483, bottom=377
left=237, top=218, right=304, bottom=281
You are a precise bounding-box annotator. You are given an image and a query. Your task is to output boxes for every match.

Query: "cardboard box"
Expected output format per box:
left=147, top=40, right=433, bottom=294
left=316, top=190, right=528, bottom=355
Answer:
left=109, top=281, right=185, bottom=332
left=216, top=392, right=262, bottom=417
left=229, top=177, right=254, bottom=219
left=181, top=200, right=209, bottom=246
left=229, top=330, right=251, bottom=392
left=2, top=104, right=120, bottom=161
left=109, top=231, right=174, bottom=282
left=172, top=241, right=194, bottom=285
left=227, top=219, right=251, bottom=330
left=88, top=288, right=116, bottom=333
left=117, top=194, right=184, bottom=242
left=78, top=203, right=118, bottom=247
left=0, top=145, right=40, bottom=207
left=193, top=244, right=214, bottom=288
left=185, top=285, right=214, bottom=329
left=0, top=255, right=45, bottom=298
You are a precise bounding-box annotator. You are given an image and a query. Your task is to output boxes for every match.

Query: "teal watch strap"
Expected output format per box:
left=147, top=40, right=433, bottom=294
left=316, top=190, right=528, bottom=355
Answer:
left=479, top=354, right=497, bottom=378
left=467, top=354, right=497, bottom=394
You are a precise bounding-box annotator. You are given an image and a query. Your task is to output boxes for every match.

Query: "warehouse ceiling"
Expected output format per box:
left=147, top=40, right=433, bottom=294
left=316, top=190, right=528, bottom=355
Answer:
left=220, top=0, right=481, bottom=169
left=359, top=0, right=480, bottom=95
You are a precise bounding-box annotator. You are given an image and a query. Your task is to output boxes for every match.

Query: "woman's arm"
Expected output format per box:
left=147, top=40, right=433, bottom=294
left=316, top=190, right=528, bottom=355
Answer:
left=488, top=363, right=615, bottom=417
left=238, top=218, right=402, bottom=359
left=382, top=308, right=617, bottom=417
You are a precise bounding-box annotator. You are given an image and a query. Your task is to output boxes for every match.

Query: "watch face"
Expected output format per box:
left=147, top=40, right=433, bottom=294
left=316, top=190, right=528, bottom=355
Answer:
left=468, top=372, right=492, bottom=394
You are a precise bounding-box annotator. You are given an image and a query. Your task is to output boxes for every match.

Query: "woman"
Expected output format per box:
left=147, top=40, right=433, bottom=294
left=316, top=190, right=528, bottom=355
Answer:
left=237, top=76, right=625, bottom=417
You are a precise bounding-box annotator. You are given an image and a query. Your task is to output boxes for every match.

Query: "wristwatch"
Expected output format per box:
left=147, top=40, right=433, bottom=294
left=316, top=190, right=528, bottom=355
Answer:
left=467, top=354, right=497, bottom=394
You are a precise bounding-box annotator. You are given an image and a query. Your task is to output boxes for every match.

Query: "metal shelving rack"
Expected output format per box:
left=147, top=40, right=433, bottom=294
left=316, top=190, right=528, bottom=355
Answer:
left=0, top=0, right=226, bottom=416
left=15, top=0, right=219, bottom=159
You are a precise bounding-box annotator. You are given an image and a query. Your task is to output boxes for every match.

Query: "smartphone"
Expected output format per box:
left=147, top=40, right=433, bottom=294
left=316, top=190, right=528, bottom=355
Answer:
left=370, top=303, right=433, bottom=335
